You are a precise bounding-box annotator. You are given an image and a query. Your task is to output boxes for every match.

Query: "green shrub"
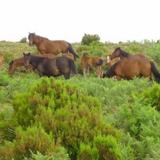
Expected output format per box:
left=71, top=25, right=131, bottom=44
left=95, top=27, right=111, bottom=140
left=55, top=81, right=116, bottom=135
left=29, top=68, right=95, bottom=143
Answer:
left=30, top=149, right=70, bottom=160
left=19, top=37, right=27, bottom=43
left=1, top=78, right=122, bottom=159
left=94, top=135, right=122, bottom=160
left=81, top=34, right=100, bottom=45
left=141, top=83, right=160, bottom=111
left=115, top=97, right=160, bottom=159
left=0, top=125, right=61, bottom=159
left=78, top=143, right=99, bottom=160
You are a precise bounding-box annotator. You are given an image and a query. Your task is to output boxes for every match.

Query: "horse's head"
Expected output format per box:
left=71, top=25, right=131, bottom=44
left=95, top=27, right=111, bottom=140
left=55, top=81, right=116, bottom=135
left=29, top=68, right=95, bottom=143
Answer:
left=110, top=47, right=122, bottom=60
left=28, top=33, right=36, bottom=46
left=23, top=52, right=32, bottom=67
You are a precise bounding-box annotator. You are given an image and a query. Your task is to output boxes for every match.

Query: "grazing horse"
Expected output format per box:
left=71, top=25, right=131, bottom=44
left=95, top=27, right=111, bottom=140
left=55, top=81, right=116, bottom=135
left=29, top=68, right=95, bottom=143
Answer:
left=0, top=55, right=4, bottom=68
left=108, top=47, right=145, bottom=60
left=103, top=47, right=160, bottom=82
left=28, top=33, right=78, bottom=60
left=8, top=54, right=56, bottom=75
left=80, top=53, right=103, bottom=77
left=23, top=53, right=77, bottom=79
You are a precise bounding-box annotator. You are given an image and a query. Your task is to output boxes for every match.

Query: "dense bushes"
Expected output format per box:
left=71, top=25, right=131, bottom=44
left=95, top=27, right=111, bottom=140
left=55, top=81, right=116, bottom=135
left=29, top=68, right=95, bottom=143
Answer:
left=0, top=78, right=126, bottom=159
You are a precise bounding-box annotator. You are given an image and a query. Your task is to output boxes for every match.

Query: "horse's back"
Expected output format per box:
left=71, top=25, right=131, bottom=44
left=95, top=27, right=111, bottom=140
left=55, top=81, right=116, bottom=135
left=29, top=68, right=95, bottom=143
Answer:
left=39, top=39, right=69, bottom=54
left=115, top=56, right=151, bottom=78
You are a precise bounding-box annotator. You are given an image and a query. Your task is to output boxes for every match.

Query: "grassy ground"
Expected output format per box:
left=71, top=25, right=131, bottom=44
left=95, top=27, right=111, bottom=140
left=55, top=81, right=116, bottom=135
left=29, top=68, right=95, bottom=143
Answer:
left=1, top=41, right=160, bottom=159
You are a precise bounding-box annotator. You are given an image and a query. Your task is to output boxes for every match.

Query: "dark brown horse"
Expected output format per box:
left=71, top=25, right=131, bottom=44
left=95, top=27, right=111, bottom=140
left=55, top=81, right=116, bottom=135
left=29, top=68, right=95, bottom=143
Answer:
left=8, top=54, right=57, bottom=75
left=23, top=53, right=77, bottom=79
left=28, top=33, right=78, bottom=60
left=103, top=47, right=160, bottom=82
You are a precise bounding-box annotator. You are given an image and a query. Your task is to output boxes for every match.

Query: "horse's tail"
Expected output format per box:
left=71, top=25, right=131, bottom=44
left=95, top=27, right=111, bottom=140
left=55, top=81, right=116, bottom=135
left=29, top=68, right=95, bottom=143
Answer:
left=67, top=43, right=79, bottom=60
left=69, top=59, right=77, bottom=74
left=150, top=61, right=160, bottom=83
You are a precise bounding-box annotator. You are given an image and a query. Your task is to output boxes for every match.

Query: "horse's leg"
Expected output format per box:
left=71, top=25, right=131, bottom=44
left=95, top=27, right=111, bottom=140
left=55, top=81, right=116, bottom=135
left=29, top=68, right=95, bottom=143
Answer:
left=64, top=73, right=70, bottom=79
left=96, top=66, right=102, bottom=78
left=87, top=67, right=90, bottom=75
left=83, top=68, right=86, bottom=76
left=114, top=76, right=122, bottom=80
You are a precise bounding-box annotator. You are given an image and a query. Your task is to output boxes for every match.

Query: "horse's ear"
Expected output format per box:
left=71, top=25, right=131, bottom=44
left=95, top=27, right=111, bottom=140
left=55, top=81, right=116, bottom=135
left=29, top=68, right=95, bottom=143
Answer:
left=23, top=52, right=26, bottom=56
left=28, top=52, right=31, bottom=55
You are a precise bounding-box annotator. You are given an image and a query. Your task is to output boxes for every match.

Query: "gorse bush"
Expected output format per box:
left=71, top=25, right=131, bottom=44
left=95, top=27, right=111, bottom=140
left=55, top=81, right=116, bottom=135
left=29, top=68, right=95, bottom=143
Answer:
left=0, top=125, right=67, bottom=160
left=30, top=149, right=70, bottom=160
left=0, top=78, right=125, bottom=160
left=114, top=95, right=160, bottom=159
left=78, top=143, right=99, bottom=160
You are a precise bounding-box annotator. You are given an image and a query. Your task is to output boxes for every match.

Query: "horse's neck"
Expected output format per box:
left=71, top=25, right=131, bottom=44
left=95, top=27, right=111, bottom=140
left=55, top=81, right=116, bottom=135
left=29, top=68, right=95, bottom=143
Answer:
left=34, top=36, right=49, bottom=45
left=120, top=50, right=130, bottom=58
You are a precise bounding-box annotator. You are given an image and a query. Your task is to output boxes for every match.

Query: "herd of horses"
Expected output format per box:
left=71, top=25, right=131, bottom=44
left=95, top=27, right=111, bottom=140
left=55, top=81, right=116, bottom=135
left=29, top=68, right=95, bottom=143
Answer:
left=1, top=33, right=160, bottom=82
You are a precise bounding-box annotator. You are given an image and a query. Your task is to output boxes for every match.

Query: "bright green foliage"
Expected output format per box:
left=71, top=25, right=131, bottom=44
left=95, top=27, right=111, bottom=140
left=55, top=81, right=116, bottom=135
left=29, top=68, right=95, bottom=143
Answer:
left=94, top=135, right=122, bottom=160
left=141, top=83, right=160, bottom=111
left=0, top=78, right=122, bottom=159
left=115, top=98, right=160, bottom=159
left=30, top=149, right=70, bottom=160
left=0, top=125, right=64, bottom=160
left=78, top=143, right=99, bottom=160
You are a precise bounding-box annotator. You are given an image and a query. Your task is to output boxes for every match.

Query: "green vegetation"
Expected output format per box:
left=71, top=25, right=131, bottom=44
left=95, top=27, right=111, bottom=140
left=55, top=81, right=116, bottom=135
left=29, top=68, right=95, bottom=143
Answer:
left=81, top=34, right=100, bottom=45
left=0, top=40, right=160, bottom=159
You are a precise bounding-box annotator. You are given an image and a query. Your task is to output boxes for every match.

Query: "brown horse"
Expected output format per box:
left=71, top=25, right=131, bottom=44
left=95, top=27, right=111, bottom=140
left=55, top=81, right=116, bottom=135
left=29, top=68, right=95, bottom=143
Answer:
left=0, top=55, right=4, bottom=68
left=80, top=53, right=103, bottom=77
left=23, top=53, right=77, bottom=79
left=103, top=47, right=160, bottom=82
left=8, top=54, right=56, bottom=75
left=8, top=57, right=32, bottom=75
left=28, top=33, right=78, bottom=60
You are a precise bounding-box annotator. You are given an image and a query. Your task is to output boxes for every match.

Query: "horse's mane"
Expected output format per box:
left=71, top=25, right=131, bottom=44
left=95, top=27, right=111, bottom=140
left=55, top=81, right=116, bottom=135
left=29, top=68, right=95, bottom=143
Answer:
left=35, top=34, right=49, bottom=42
left=116, top=47, right=130, bottom=57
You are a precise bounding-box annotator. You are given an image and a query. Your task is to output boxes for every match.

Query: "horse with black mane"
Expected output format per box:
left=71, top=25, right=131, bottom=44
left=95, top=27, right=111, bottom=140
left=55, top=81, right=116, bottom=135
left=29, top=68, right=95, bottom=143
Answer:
left=28, top=33, right=78, bottom=60
left=23, top=53, right=77, bottom=79
left=103, top=47, right=160, bottom=82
